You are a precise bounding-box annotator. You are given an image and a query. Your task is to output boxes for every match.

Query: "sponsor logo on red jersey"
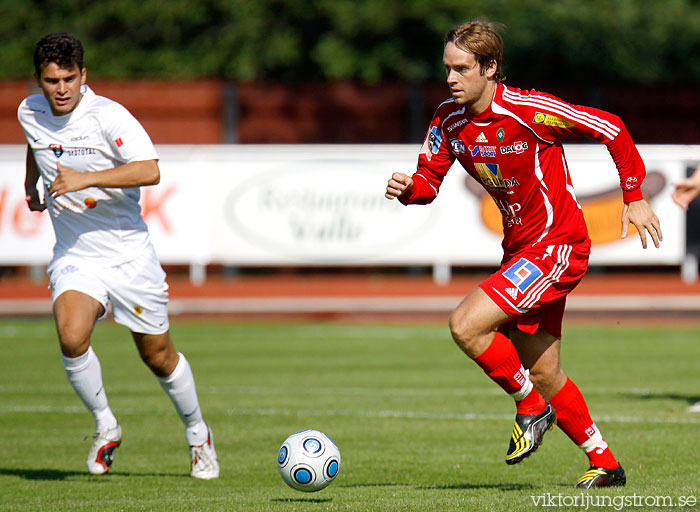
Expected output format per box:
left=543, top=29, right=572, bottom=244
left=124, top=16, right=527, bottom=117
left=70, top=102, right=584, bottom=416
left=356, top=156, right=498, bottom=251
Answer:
left=533, top=112, right=576, bottom=128
left=469, top=145, right=497, bottom=158
left=500, top=141, right=529, bottom=155
left=420, top=126, right=443, bottom=161
left=446, top=118, right=468, bottom=132
left=474, top=163, right=520, bottom=190
left=450, top=139, right=466, bottom=155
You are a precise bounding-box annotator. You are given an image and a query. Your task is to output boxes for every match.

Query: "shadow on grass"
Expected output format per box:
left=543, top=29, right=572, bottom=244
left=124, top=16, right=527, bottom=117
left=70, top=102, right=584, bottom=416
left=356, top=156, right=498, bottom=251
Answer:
left=343, top=482, right=537, bottom=491
left=419, top=483, right=535, bottom=491
left=271, top=497, right=333, bottom=503
left=625, top=392, right=700, bottom=405
left=0, top=468, right=86, bottom=481
left=0, top=468, right=187, bottom=481
left=340, top=482, right=411, bottom=489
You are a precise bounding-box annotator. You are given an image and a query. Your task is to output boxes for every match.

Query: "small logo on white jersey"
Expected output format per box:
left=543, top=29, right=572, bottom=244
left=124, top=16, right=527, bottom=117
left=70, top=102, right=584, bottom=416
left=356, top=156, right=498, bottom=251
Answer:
left=60, top=265, right=79, bottom=275
left=50, top=144, right=63, bottom=158
left=475, top=132, right=488, bottom=143
left=505, top=287, right=519, bottom=300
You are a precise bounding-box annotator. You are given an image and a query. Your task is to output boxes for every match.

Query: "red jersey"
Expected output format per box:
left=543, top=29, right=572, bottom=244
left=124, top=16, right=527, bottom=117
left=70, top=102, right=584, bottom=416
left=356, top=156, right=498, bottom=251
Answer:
left=401, top=83, right=645, bottom=256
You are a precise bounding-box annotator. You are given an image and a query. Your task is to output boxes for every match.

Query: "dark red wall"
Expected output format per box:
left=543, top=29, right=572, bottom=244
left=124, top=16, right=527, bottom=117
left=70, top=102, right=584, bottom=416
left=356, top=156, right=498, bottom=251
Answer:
left=3, top=80, right=699, bottom=145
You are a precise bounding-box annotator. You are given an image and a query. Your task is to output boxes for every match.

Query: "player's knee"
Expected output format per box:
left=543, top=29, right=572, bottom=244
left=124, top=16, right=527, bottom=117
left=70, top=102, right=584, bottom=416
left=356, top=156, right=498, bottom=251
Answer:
left=527, top=369, right=548, bottom=391
left=528, top=366, right=564, bottom=396
left=140, top=344, right=178, bottom=377
left=449, top=308, right=477, bottom=348
left=56, top=319, right=91, bottom=356
left=140, top=345, right=168, bottom=373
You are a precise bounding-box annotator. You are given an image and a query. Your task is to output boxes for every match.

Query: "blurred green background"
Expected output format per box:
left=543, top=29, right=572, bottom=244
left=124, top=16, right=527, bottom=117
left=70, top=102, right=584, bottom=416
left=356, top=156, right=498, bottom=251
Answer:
left=3, top=0, right=700, bottom=85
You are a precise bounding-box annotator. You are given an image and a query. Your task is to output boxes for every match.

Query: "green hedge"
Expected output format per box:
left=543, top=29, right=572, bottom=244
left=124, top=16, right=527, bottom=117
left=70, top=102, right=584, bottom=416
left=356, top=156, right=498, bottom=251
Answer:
left=3, top=0, right=699, bottom=84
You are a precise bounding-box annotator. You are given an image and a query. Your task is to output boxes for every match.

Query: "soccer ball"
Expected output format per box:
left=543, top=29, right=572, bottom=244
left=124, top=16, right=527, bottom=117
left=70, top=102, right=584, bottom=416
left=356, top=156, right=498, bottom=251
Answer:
left=277, top=429, right=341, bottom=492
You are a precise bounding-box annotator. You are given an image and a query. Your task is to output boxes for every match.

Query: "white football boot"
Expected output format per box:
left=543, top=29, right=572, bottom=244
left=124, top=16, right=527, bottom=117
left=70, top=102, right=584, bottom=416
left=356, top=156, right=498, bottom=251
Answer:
left=87, top=424, right=122, bottom=475
left=189, top=424, right=219, bottom=479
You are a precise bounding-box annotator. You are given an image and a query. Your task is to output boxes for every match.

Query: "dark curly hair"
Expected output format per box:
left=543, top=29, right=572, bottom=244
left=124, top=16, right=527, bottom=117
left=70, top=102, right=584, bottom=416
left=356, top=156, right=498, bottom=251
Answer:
left=33, top=32, right=84, bottom=77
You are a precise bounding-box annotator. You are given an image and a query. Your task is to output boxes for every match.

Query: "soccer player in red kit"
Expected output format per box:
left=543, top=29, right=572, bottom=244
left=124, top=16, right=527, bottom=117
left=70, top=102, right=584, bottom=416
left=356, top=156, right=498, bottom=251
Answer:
left=386, top=20, right=662, bottom=488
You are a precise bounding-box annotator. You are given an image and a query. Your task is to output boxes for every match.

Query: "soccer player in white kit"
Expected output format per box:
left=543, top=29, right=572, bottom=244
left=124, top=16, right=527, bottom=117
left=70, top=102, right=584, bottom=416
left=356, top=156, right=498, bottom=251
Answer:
left=17, top=32, right=219, bottom=479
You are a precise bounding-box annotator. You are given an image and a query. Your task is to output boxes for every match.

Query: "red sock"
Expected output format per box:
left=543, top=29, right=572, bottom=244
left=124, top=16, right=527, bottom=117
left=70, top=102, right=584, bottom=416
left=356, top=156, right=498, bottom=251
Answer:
left=472, top=332, right=545, bottom=415
left=550, top=378, right=618, bottom=469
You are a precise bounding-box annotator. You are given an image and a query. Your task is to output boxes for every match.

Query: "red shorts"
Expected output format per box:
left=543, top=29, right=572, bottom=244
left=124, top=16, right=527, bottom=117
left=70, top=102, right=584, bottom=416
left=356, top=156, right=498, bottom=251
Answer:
left=479, top=241, right=591, bottom=339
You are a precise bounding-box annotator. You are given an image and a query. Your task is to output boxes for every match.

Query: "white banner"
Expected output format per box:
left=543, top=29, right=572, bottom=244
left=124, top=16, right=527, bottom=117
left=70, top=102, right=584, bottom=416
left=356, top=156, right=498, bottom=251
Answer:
left=0, top=144, right=696, bottom=266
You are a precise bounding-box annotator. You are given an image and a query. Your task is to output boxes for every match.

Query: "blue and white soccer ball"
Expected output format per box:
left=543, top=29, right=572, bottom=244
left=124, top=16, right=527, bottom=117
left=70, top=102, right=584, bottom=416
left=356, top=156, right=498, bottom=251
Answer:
left=277, top=429, right=341, bottom=492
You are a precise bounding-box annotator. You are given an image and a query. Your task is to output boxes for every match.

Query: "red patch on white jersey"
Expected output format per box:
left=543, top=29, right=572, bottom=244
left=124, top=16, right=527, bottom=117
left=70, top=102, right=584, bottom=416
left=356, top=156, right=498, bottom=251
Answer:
left=115, top=137, right=124, bottom=147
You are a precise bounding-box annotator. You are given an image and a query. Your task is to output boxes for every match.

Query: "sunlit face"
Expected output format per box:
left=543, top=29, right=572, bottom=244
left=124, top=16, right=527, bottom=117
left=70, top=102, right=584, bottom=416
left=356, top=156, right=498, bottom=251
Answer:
left=37, top=62, right=86, bottom=116
left=443, top=42, right=496, bottom=114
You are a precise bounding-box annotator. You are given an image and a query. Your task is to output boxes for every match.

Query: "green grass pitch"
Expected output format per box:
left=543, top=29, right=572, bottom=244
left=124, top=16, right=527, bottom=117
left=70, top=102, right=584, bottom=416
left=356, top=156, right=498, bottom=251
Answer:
left=1, top=318, right=699, bottom=511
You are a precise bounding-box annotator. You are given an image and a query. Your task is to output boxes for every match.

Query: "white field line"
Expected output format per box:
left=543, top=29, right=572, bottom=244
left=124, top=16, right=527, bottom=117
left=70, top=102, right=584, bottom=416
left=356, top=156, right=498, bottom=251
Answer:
left=0, top=384, right=678, bottom=398
left=169, top=295, right=700, bottom=313
left=3, top=404, right=699, bottom=425
left=4, top=294, right=700, bottom=315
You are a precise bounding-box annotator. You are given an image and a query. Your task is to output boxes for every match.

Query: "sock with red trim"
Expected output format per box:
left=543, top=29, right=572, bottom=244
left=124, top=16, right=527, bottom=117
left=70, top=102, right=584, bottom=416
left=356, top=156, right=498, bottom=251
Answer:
left=472, top=332, right=546, bottom=415
left=550, top=377, right=619, bottom=469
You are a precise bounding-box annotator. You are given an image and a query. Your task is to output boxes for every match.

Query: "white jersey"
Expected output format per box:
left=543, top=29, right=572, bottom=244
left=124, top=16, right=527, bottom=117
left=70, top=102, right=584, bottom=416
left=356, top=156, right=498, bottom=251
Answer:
left=17, top=85, right=159, bottom=266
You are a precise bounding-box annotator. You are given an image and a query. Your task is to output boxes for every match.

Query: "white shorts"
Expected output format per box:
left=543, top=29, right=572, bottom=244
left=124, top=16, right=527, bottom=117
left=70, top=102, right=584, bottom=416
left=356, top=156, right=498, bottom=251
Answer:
left=48, top=245, right=170, bottom=335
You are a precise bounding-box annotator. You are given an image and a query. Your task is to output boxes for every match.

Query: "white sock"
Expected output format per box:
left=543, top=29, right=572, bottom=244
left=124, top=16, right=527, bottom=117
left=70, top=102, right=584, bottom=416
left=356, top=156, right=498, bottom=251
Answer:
left=61, top=346, right=118, bottom=432
left=157, top=352, right=208, bottom=446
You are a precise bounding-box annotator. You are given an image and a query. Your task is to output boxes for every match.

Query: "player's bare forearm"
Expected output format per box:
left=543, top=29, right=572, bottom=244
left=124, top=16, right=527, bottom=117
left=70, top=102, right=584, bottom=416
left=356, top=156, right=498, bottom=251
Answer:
left=24, top=144, right=40, bottom=191
left=620, top=199, right=662, bottom=249
left=385, top=172, right=414, bottom=200
left=25, top=145, right=46, bottom=211
left=49, top=159, right=160, bottom=197
left=672, top=165, right=700, bottom=210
